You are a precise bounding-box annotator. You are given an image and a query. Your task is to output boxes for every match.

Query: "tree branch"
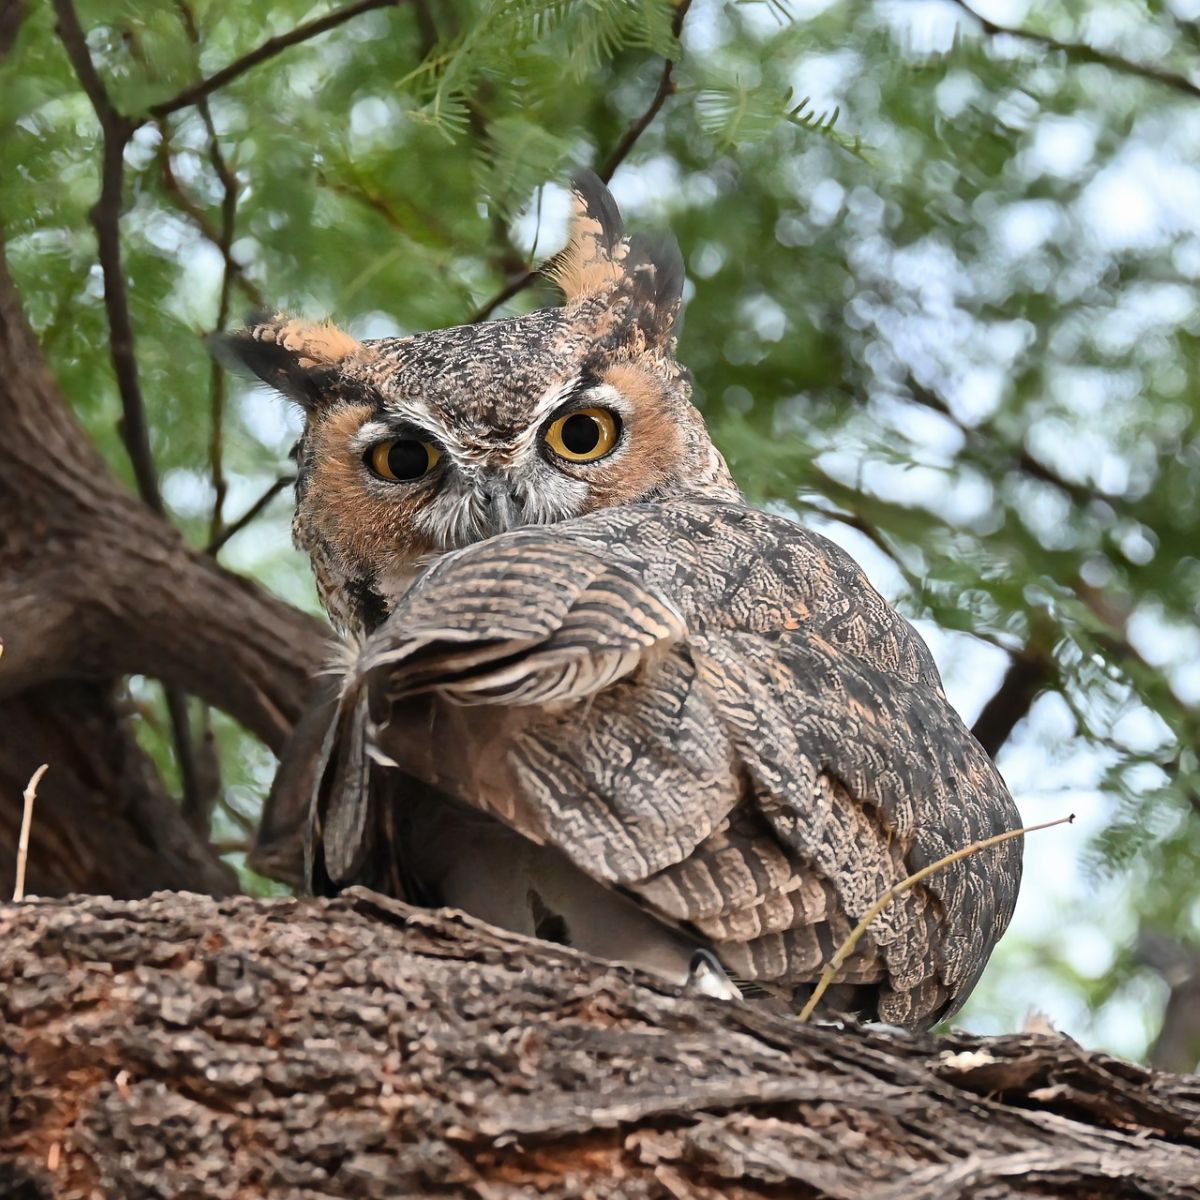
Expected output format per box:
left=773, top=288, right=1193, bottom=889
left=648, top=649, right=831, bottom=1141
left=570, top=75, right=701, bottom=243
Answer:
left=971, top=647, right=1055, bottom=758
left=52, top=0, right=217, bottom=825
left=3, top=890, right=1199, bottom=1197
left=173, top=0, right=241, bottom=545
left=155, top=126, right=265, bottom=309
left=469, top=266, right=542, bottom=323
left=597, top=0, right=693, bottom=183
left=0, top=241, right=325, bottom=752
left=950, top=0, right=1200, bottom=103
left=205, top=475, right=295, bottom=556
left=53, top=0, right=161, bottom=516
left=147, top=0, right=403, bottom=120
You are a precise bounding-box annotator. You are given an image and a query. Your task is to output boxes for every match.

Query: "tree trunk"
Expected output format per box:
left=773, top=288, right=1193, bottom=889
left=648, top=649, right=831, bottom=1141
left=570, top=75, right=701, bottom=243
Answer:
left=0, top=682, right=236, bottom=898
left=0, top=235, right=324, bottom=897
left=1, top=890, right=1197, bottom=1200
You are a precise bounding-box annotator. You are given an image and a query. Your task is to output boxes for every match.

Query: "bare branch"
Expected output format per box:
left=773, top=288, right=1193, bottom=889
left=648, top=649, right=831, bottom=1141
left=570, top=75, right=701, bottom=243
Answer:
left=147, top=0, right=404, bottom=120
left=971, top=647, right=1055, bottom=758
left=171, top=0, right=242, bottom=544
left=469, top=267, right=541, bottom=324
left=162, top=687, right=209, bottom=835
left=51, top=0, right=215, bottom=826
left=155, top=127, right=266, bottom=309
left=950, top=0, right=1200, bottom=103
left=597, top=0, right=693, bottom=182
left=206, top=475, right=296, bottom=556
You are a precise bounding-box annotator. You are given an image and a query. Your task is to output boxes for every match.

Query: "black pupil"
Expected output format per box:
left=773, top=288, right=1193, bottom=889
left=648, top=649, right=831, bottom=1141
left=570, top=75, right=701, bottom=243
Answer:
left=561, top=413, right=601, bottom=455
left=386, top=440, right=429, bottom=479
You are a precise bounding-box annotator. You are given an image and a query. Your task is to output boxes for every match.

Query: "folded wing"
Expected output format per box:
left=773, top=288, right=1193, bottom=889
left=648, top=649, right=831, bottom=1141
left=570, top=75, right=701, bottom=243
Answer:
left=308, top=496, right=1023, bottom=1028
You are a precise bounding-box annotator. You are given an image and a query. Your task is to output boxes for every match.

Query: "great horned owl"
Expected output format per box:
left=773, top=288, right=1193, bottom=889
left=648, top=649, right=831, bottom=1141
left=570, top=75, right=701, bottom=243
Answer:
left=218, top=173, right=1022, bottom=1028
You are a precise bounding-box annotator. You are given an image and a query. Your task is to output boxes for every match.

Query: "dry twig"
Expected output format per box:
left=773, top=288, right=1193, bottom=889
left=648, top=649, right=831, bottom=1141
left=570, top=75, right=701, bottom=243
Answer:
left=12, top=763, right=49, bottom=902
left=797, top=813, right=1075, bottom=1022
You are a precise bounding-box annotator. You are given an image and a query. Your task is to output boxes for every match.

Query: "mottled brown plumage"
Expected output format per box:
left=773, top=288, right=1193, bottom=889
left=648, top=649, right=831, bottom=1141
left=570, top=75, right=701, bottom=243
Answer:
left=217, top=173, right=1022, bottom=1028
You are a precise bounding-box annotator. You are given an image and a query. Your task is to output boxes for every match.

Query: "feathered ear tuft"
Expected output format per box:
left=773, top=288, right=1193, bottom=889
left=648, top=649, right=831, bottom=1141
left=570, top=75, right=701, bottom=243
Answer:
left=210, top=313, right=367, bottom=412
left=544, top=170, right=627, bottom=303
left=625, top=231, right=685, bottom=345
left=543, top=172, right=685, bottom=346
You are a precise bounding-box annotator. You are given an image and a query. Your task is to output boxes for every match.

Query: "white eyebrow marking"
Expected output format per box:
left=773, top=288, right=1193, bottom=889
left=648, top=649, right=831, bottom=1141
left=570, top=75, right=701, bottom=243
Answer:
left=352, top=374, right=633, bottom=461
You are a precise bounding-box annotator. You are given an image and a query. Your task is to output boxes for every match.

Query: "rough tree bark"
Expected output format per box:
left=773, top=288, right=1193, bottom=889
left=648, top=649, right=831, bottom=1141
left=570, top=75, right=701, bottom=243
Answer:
left=1, top=891, right=1198, bottom=1200
left=0, top=240, right=326, bottom=897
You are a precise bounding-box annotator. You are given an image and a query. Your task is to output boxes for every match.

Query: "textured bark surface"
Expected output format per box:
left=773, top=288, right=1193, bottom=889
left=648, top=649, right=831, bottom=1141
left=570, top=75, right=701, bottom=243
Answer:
left=2, top=891, right=1198, bottom=1200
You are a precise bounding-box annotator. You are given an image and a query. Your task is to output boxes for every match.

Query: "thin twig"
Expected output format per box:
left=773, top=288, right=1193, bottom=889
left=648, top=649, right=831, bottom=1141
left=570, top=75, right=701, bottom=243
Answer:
left=470, top=0, right=694, bottom=323
left=950, top=0, right=1200, bottom=103
left=174, top=0, right=240, bottom=544
left=206, top=475, right=296, bottom=556
left=53, top=0, right=162, bottom=514
left=53, top=0, right=209, bottom=822
left=147, top=0, right=403, bottom=119
left=597, top=0, right=693, bottom=182
left=469, top=268, right=541, bottom=324
left=13, top=763, right=49, bottom=903
left=797, top=814, right=1075, bottom=1022
left=163, top=688, right=206, bottom=831
left=155, top=127, right=265, bottom=309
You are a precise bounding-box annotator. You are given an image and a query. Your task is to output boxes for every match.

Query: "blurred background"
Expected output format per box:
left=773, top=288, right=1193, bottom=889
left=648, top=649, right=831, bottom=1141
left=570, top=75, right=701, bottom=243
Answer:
left=3, top=0, right=1198, bottom=1066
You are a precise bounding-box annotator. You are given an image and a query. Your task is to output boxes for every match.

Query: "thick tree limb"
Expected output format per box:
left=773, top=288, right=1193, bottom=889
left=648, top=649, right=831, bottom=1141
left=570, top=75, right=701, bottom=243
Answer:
left=1, top=891, right=1198, bottom=1199
left=0, top=243, right=324, bottom=748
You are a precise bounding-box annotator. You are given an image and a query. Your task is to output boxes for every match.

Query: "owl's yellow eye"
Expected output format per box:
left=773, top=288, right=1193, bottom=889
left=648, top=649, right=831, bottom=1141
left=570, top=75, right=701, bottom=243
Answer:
left=366, top=437, right=442, bottom=482
left=543, top=407, right=620, bottom=463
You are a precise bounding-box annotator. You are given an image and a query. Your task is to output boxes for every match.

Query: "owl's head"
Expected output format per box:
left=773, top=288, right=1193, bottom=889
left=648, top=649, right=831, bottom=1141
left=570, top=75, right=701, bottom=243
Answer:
left=216, top=172, right=738, bottom=635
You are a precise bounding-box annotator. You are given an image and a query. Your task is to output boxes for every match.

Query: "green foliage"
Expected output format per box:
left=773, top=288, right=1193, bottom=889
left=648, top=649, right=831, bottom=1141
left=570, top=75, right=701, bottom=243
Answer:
left=3, top=0, right=1199, bottom=1061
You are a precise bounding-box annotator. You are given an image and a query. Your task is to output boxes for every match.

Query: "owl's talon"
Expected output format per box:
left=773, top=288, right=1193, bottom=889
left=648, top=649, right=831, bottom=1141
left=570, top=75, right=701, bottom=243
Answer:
left=686, top=949, right=742, bottom=1001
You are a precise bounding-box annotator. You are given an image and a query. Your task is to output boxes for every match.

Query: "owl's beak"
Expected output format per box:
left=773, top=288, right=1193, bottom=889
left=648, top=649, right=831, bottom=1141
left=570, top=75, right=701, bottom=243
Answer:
left=483, top=487, right=525, bottom=536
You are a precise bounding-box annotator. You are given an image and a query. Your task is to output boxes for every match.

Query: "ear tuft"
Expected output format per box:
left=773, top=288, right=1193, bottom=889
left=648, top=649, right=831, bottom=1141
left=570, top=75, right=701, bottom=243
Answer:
left=542, top=172, right=687, bottom=346
left=210, top=313, right=367, bottom=411
left=544, top=171, right=628, bottom=304
left=625, top=231, right=685, bottom=344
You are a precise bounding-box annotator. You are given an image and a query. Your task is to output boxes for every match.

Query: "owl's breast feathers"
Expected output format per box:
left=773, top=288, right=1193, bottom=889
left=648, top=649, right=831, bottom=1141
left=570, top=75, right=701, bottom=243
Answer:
left=304, top=495, right=1022, bottom=1029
